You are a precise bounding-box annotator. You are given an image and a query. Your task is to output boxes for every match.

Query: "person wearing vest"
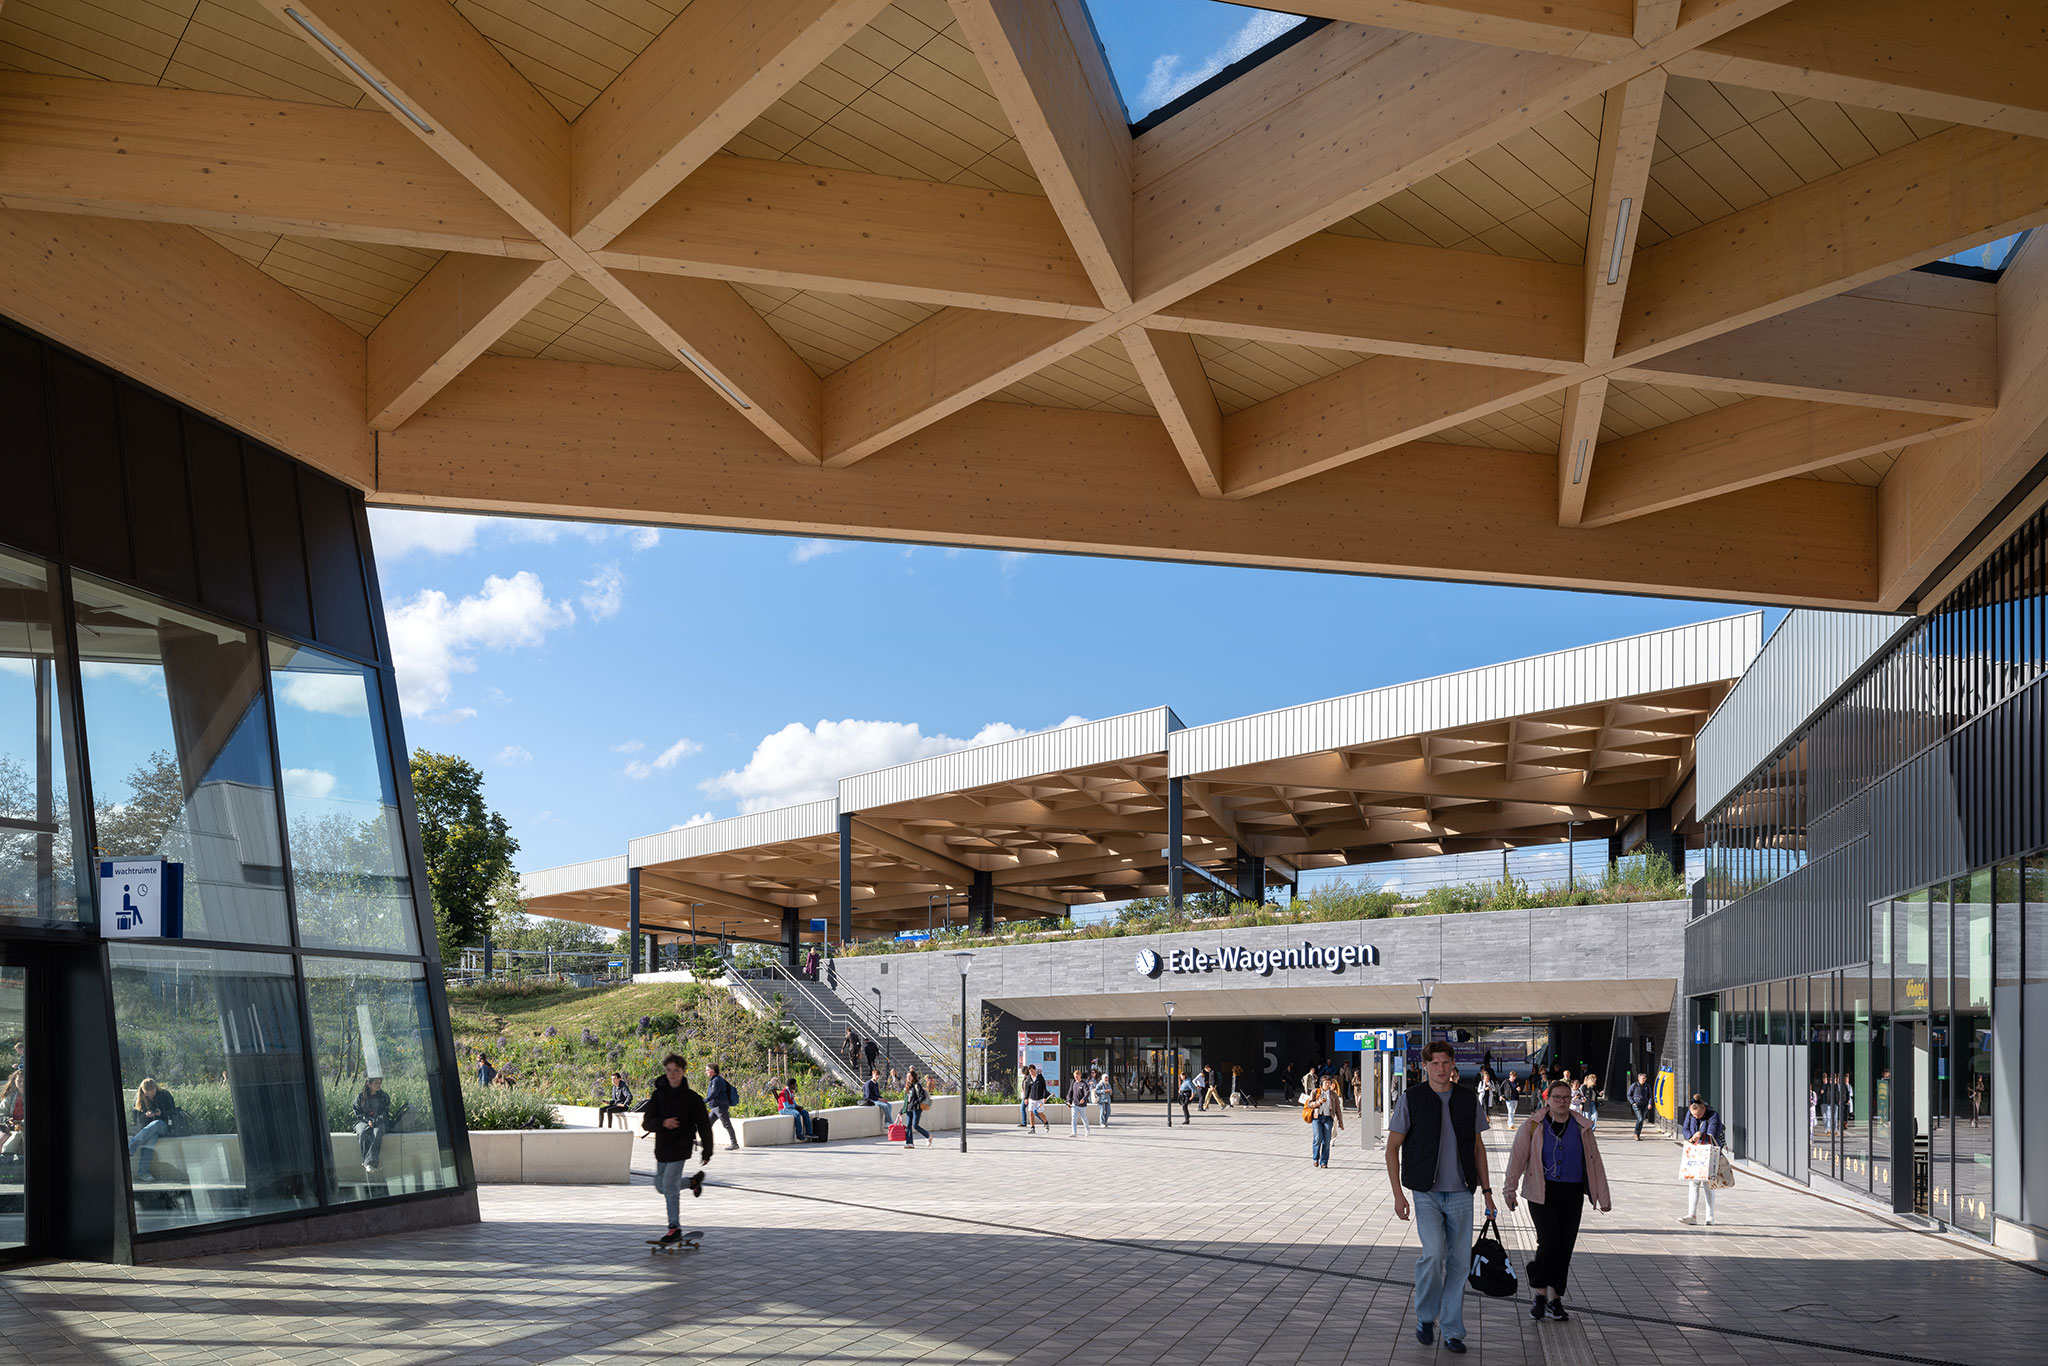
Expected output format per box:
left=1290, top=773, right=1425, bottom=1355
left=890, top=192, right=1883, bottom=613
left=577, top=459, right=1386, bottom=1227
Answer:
left=1504, top=1079, right=1613, bottom=1322
left=1385, top=1040, right=1496, bottom=1355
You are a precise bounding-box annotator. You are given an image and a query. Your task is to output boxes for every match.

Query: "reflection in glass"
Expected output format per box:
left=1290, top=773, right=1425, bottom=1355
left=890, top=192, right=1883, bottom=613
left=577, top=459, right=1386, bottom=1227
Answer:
left=0, top=548, right=91, bottom=924
left=0, top=966, right=24, bottom=1251
left=269, top=642, right=418, bottom=953
left=108, top=945, right=317, bottom=1233
left=1085, top=1, right=1307, bottom=122
left=72, top=575, right=289, bottom=944
left=303, top=957, right=457, bottom=1203
left=1953, top=868, right=1994, bottom=1236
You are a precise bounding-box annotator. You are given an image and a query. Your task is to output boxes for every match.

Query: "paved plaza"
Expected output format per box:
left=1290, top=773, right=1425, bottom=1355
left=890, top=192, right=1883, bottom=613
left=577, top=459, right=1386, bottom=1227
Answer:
left=1, top=1104, right=2040, bottom=1366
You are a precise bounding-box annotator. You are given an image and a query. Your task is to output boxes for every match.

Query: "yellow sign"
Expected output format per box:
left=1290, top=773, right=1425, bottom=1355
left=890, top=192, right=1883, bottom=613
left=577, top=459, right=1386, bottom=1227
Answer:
left=1656, top=1068, right=1677, bottom=1122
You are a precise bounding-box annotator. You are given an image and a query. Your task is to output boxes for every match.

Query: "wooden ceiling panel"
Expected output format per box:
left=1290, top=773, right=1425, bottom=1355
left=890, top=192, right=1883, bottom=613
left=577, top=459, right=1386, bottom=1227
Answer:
left=195, top=228, right=441, bottom=335
left=1637, top=77, right=1951, bottom=247
left=733, top=285, right=940, bottom=377
left=1324, top=97, right=1603, bottom=265
left=990, top=335, right=1153, bottom=415
left=1802, top=453, right=1897, bottom=487
left=1597, top=380, right=1745, bottom=441
left=1434, top=391, right=1568, bottom=455
left=1193, top=335, right=1367, bottom=415
left=451, top=0, right=691, bottom=120
left=488, top=273, right=681, bottom=370
left=724, top=0, right=1040, bottom=194
left=0, top=0, right=194, bottom=85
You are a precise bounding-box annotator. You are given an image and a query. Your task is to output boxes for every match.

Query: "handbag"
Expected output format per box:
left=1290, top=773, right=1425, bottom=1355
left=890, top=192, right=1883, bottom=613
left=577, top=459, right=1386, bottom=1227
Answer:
left=1301, top=1097, right=1319, bottom=1123
left=1709, top=1149, right=1735, bottom=1189
left=1467, top=1216, right=1518, bottom=1298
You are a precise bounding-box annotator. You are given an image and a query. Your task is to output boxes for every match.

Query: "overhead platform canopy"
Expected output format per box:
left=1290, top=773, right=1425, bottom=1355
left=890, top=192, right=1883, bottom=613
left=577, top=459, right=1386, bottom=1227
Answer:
left=5, top=2, right=2046, bottom=613
left=1170, top=615, right=1763, bottom=869
left=524, top=616, right=1763, bottom=943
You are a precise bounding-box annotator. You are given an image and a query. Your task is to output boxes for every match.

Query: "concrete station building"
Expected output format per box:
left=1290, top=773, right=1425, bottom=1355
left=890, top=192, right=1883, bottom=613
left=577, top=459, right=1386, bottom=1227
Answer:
left=4, top=0, right=2047, bottom=1271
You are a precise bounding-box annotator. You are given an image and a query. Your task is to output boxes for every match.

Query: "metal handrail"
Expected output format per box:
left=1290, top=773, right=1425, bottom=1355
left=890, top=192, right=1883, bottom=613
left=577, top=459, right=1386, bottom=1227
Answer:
left=746, top=953, right=959, bottom=1090
left=721, top=965, right=865, bottom=1090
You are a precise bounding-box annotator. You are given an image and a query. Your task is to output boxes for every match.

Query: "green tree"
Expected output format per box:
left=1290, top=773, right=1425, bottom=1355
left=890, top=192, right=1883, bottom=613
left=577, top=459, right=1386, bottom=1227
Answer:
left=92, top=749, right=186, bottom=857
left=409, top=750, right=518, bottom=964
left=486, top=864, right=616, bottom=957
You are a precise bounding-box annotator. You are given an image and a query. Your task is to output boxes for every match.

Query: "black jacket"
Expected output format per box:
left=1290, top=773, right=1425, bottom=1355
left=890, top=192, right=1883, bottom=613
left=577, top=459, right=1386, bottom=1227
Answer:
left=353, top=1089, right=393, bottom=1126
left=705, top=1074, right=738, bottom=1111
left=641, top=1074, right=714, bottom=1164
left=1024, top=1074, right=1049, bottom=1101
left=1627, top=1080, right=1650, bottom=1107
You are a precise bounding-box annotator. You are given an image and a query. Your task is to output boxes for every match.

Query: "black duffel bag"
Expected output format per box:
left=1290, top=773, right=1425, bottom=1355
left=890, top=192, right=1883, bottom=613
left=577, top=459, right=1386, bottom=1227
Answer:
left=1467, top=1216, right=1519, bottom=1298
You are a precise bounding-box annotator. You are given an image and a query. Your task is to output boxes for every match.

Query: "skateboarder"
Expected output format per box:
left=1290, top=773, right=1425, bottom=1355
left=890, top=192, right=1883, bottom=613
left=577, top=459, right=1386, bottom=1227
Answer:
left=642, top=1052, right=713, bottom=1247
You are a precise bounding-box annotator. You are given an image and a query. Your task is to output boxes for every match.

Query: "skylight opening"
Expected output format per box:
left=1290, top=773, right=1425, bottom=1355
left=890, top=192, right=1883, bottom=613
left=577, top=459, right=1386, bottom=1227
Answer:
left=1939, top=232, right=2029, bottom=274
left=1080, top=1, right=1312, bottom=129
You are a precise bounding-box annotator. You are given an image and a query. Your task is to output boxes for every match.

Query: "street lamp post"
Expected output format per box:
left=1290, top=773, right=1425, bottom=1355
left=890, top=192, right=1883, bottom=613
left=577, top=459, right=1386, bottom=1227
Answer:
left=1418, top=977, right=1438, bottom=1079
left=1164, top=1000, right=1176, bottom=1128
left=953, top=952, right=974, bottom=1151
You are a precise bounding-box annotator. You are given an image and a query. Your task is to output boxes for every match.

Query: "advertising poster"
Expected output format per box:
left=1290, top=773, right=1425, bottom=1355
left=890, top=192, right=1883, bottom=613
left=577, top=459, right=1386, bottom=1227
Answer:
left=1018, top=1030, right=1061, bottom=1084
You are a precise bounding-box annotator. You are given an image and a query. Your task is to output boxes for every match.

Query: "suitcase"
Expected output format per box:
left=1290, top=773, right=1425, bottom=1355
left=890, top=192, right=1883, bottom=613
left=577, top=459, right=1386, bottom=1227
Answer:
left=887, top=1122, right=908, bottom=1142
left=811, top=1115, right=829, bottom=1143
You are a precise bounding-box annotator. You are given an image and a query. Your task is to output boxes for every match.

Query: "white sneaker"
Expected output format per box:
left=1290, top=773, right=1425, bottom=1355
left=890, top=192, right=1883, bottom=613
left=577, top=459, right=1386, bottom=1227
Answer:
left=1678, top=1214, right=1697, bottom=1225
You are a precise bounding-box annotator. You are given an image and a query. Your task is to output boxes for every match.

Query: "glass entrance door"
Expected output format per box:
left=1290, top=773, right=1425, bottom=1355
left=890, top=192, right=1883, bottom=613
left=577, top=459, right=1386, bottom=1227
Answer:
left=0, top=962, right=28, bottom=1256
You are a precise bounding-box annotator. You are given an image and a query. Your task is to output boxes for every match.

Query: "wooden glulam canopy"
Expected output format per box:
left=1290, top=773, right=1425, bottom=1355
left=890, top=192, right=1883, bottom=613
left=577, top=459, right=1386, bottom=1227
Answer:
left=2, top=0, right=2047, bottom=610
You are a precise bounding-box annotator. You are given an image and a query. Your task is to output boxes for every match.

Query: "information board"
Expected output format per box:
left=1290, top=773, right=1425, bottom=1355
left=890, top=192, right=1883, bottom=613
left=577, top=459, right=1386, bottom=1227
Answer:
left=98, top=858, right=183, bottom=939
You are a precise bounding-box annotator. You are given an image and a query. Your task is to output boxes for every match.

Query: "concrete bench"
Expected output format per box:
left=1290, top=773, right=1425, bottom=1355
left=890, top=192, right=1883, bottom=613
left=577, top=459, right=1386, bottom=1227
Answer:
left=469, top=1128, right=632, bottom=1183
left=737, top=1096, right=963, bottom=1147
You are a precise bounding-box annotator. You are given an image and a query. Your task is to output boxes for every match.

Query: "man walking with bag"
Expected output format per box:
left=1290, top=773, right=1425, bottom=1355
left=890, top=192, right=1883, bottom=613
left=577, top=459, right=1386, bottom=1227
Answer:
left=1386, top=1040, right=1497, bottom=1355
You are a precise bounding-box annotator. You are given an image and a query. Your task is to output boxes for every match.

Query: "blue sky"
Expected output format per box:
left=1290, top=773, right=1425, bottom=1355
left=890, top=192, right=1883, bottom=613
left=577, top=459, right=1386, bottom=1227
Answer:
left=1082, top=1, right=1306, bottom=121
left=364, top=511, right=1780, bottom=879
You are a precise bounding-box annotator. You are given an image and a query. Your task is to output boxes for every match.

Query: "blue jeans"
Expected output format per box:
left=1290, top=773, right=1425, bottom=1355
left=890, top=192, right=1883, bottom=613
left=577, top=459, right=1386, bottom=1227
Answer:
left=1411, top=1188, right=1475, bottom=1341
left=781, top=1103, right=812, bottom=1139
left=1099, top=1098, right=1111, bottom=1127
left=654, top=1159, right=691, bottom=1227
left=1310, top=1115, right=1333, bottom=1165
left=1020, top=1098, right=1030, bottom=1126
left=905, top=1106, right=929, bottom=1144
left=129, top=1119, right=169, bottom=1178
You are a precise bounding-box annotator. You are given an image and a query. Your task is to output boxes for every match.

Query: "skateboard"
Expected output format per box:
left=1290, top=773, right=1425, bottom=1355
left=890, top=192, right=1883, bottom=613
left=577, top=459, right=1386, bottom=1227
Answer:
left=647, top=1230, right=704, bottom=1254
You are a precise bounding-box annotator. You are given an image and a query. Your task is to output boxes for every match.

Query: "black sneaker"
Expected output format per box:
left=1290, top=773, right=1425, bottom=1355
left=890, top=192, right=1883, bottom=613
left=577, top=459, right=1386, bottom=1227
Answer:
left=1415, top=1322, right=1434, bottom=1346
left=1545, top=1300, right=1570, bottom=1322
left=688, top=1171, right=705, bottom=1198
left=1444, top=1340, right=1467, bottom=1355
left=1531, top=1294, right=1547, bottom=1320
left=656, top=1228, right=682, bottom=1245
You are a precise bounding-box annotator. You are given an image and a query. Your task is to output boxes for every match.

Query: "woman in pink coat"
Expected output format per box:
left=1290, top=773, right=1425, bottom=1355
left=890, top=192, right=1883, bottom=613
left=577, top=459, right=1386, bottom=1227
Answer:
left=1503, top=1079, right=1613, bottom=1322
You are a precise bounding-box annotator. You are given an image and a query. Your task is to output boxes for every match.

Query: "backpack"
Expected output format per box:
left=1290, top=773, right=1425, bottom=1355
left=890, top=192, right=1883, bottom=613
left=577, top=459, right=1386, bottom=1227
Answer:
left=1467, top=1216, right=1518, bottom=1297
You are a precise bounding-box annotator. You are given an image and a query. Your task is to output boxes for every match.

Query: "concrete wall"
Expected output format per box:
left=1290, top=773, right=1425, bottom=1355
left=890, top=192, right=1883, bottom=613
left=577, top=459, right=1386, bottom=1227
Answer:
left=468, top=1128, right=633, bottom=1183
left=828, top=901, right=1688, bottom=1051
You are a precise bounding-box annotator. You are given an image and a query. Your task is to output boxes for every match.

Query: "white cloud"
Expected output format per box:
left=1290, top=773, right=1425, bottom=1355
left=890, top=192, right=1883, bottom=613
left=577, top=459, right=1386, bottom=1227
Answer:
left=367, top=509, right=492, bottom=559
left=702, top=715, right=1087, bottom=813
left=80, top=662, right=165, bottom=693
left=496, top=745, right=533, bottom=766
left=625, top=737, right=703, bottom=780
left=580, top=562, right=625, bottom=620
left=282, top=767, right=336, bottom=800
left=0, top=659, right=31, bottom=677
left=385, top=571, right=576, bottom=715
left=1140, top=11, right=1304, bottom=113
left=275, top=670, right=369, bottom=718
left=790, top=538, right=842, bottom=564
left=369, top=510, right=664, bottom=558
left=669, top=812, right=717, bottom=830
left=611, top=740, right=646, bottom=754
left=425, top=706, right=478, bottom=725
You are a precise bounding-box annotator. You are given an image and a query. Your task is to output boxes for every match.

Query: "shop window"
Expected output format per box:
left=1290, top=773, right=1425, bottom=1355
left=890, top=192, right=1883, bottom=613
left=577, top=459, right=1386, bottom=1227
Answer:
left=109, top=944, right=318, bottom=1235
left=1952, top=869, right=1992, bottom=1237
left=72, top=574, right=290, bottom=944
left=0, top=547, right=91, bottom=925
left=268, top=642, right=419, bottom=953
left=303, top=957, right=458, bottom=1203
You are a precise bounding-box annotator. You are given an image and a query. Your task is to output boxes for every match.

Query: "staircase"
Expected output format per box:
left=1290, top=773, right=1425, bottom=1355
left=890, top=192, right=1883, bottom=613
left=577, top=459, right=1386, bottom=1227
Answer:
left=724, top=954, right=957, bottom=1092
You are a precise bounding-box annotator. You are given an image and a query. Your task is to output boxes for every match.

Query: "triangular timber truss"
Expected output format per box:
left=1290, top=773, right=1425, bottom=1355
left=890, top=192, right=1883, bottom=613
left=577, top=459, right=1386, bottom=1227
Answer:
left=2, top=0, right=2045, bottom=610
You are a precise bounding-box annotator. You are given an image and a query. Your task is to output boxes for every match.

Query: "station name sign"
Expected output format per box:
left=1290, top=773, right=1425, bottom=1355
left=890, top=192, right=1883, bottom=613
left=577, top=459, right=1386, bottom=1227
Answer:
left=1135, top=941, right=1380, bottom=978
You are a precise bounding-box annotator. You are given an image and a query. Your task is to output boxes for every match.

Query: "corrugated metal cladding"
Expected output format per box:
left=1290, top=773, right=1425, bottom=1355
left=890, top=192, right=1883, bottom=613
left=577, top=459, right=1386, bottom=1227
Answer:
left=628, top=799, right=840, bottom=867
left=839, top=708, right=1175, bottom=812
left=1695, top=610, right=1910, bottom=818
left=522, top=854, right=629, bottom=898
left=1690, top=506, right=2048, bottom=993
left=1170, top=613, right=1763, bottom=776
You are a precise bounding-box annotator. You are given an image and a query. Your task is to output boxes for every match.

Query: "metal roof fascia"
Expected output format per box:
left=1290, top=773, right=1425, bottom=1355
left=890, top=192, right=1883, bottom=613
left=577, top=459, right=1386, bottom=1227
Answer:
left=520, top=854, right=630, bottom=898
left=1167, top=612, right=1764, bottom=777
left=626, top=798, right=841, bottom=867
left=1694, top=609, right=1914, bottom=818
left=838, top=707, right=1176, bottom=812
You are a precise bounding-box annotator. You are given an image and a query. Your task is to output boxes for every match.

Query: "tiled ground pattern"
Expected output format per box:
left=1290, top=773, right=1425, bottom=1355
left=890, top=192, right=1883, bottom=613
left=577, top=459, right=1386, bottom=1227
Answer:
left=0, top=1105, right=2040, bottom=1365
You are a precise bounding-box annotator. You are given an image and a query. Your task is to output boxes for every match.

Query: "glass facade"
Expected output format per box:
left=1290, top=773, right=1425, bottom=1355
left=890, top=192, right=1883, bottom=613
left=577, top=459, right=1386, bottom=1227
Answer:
left=0, top=534, right=462, bottom=1246
left=1702, top=506, right=2048, bottom=912
left=1733, top=850, right=2044, bottom=1239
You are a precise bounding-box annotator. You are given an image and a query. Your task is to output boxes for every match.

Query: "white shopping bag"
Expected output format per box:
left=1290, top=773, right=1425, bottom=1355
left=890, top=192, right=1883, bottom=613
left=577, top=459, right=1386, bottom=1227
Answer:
left=1678, top=1143, right=1720, bottom=1182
